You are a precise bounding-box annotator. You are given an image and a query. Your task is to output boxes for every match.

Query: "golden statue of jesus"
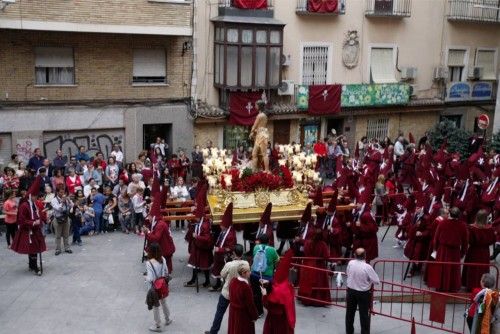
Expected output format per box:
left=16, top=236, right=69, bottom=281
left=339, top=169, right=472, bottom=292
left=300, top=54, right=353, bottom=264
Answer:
left=249, top=101, right=269, bottom=172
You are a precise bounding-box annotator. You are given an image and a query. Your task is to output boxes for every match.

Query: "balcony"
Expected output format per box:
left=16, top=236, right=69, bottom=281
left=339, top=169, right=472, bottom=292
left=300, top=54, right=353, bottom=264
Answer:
left=365, top=0, right=412, bottom=18
left=218, top=0, right=274, bottom=17
left=447, top=0, right=500, bottom=23
left=296, top=0, right=346, bottom=15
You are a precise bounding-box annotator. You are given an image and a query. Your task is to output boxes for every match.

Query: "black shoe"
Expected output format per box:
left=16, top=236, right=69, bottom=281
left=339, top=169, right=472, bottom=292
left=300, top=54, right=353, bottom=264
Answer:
left=55, top=250, right=61, bottom=256
left=202, top=282, right=210, bottom=288
left=65, top=249, right=73, bottom=254
left=184, top=281, right=196, bottom=287
left=34, top=268, right=42, bottom=276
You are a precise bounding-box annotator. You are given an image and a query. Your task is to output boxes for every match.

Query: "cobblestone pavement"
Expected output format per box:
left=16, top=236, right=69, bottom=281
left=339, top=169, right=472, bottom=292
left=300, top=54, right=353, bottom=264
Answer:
left=0, top=226, right=465, bottom=333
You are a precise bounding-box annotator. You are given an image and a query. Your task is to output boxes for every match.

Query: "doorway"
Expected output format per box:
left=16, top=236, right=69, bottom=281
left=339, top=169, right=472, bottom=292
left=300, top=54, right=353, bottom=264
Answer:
left=273, top=120, right=291, bottom=145
left=300, top=123, right=320, bottom=147
left=143, top=123, right=172, bottom=155
left=327, top=118, right=345, bottom=138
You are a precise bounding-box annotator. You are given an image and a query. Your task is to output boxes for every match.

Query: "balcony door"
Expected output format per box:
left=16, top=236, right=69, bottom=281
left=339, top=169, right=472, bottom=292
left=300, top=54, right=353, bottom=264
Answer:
left=374, top=0, right=393, bottom=14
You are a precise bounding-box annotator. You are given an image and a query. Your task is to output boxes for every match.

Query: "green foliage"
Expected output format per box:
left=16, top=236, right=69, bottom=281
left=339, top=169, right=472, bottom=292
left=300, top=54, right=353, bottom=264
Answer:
left=428, top=119, right=472, bottom=159
left=241, top=167, right=253, bottom=179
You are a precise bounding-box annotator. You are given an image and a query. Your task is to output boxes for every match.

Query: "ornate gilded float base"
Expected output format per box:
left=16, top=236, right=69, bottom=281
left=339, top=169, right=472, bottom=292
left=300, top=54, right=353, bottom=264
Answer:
left=208, top=188, right=312, bottom=224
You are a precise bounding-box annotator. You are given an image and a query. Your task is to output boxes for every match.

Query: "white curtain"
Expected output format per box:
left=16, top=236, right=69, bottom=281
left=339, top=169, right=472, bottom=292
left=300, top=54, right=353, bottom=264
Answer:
left=370, top=47, right=396, bottom=84
left=241, top=47, right=253, bottom=87
left=476, top=50, right=496, bottom=80
left=226, top=46, right=238, bottom=86
left=256, top=47, right=267, bottom=86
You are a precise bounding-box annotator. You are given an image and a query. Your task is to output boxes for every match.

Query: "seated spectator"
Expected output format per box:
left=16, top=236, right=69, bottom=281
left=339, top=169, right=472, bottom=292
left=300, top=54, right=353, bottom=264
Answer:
left=52, top=149, right=67, bottom=171
left=75, top=146, right=90, bottom=162
left=93, top=151, right=107, bottom=170
left=105, top=157, right=119, bottom=187
left=3, top=167, right=19, bottom=190
left=79, top=202, right=96, bottom=236
left=83, top=162, right=99, bottom=185
left=84, top=178, right=100, bottom=198
left=65, top=156, right=78, bottom=176
left=51, top=168, right=65, bottom=191
left=94, top=165, right=104, bottom=189
left=110, top=145, right=124, bottom=168
left=75, top=159, right=88, bottom=178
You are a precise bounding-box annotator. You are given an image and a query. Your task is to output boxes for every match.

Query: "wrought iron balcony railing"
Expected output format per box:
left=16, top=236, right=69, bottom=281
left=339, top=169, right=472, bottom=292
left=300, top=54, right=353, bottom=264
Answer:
left=365, top=0, right=412, bottom=17
left=295, top=0, right=346, bottom=15
left=447, top=0, right=500, bottom=23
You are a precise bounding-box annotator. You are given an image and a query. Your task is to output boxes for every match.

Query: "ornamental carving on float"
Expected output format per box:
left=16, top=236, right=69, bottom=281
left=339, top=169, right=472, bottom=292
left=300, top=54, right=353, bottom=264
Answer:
left=342, top=30, right=360, bottom=69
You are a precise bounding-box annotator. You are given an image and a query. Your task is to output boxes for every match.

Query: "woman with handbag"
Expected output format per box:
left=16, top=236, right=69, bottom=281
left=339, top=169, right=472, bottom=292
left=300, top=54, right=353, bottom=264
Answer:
left=145, top=242, right=173, bottom=333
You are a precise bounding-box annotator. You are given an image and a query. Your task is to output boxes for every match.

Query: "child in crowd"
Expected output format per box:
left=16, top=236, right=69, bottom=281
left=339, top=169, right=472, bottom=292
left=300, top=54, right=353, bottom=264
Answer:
left=80, top=203, right=96, bottom=236
left=132, top=187, right=146, bottom=236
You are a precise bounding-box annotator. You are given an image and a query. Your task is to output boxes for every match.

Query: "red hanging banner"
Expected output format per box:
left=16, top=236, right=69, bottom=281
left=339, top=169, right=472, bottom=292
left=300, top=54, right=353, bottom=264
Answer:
left=429, top=292, right=447, bottom=324
left=308, top=0, right=338, bottom=13
left=233, top=0, right=268, bottom=9
left=308, top=84, right=342, bottom=116
left=229, top=91, right=263, bottom=126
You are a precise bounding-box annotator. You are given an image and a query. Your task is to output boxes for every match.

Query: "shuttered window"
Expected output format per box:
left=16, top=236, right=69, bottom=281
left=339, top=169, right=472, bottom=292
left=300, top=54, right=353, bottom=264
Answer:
left=476, top=49, right=497, bottom=80
left=35, top=47, right=74, bottom=85
left=302, top=45, right=330, bottom=85
left=0, top=133, right=12, bottom=168
left=366, top=118, right=389, bottom=141
left=133, top=49, right=166, bottom=84
left=448, top=49, right=466, bottom=67
left=370, top=47, right=396, bottom=84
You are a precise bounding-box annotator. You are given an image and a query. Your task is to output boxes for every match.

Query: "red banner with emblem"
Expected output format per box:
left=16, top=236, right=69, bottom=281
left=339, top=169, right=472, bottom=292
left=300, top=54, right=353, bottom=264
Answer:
left=308, top=84, right=341, bottom=116
left=233, top=0, right=268, bottom=9
left=229, top=91, right=262, bottom=126
left=308, top=0, right=338, bottom=12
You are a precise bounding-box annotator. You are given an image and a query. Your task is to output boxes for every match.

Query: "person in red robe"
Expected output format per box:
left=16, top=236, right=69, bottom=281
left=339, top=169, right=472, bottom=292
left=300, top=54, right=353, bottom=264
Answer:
left=11, top=176, right=46, bottom=276
left=428, top=207, right=468, bottom=292
left=298, top=228, right=331, bottom=306
left=322, top=194, right=342, bottom=259
left=210, top=203, right=237, bottom=292
left=453, top=178, right=479, bottom=224
left=262, top=249, right=296, bottom=334
left=462, top=210, right=496, bottom=291
left=228, top=262, right=259, bottom=334
left=292, top=203, right=315, bottom=256
left=144, top=178, right=176, bottom=274
left=256, top=203, right=275, bottom=247
left=185, top=183, right=214, bottom=288
left=351, top=203, right=379, bottom=263
left=403, top=207, right=431, bottom=277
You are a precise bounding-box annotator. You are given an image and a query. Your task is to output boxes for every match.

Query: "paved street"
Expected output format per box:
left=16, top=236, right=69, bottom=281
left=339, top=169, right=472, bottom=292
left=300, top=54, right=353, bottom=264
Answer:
left=0, top=227, right=468, bottom=334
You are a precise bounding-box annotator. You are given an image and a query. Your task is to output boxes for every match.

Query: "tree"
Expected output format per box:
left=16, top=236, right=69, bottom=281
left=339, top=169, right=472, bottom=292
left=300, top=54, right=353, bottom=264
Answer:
left=428, top=119, right=472, bottom=159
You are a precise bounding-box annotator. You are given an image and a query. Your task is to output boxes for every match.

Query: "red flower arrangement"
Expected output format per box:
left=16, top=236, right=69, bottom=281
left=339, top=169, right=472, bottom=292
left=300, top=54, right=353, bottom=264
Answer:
left=220, top=165, right=294, bottom=193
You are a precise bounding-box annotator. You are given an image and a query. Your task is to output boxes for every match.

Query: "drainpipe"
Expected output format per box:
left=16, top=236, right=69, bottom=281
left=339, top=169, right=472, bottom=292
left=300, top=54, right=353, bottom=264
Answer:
left=190, top=0, right=198, bottom=111
left=494, top=74, right=500, bottom=133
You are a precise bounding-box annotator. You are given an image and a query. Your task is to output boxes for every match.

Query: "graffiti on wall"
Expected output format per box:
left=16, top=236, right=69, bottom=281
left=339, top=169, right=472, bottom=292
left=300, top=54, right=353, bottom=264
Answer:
left=43, top=130, right=124, bottom=160
left=16, top=137, right=40, bottom=163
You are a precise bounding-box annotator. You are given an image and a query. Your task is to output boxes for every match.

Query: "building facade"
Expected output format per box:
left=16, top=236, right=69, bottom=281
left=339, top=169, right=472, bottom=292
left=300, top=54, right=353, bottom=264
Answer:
left=0, top=0, right=194, bottom=165
left=193, top=0, right=499, bottom=151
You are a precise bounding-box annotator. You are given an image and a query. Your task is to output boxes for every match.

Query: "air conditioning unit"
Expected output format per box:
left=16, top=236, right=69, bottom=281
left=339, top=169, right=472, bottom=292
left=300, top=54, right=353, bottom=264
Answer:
left=468, top=66, right=483, bottom=80
left=409, top=84, right=418, bottom=97
left=401, top=67, right=417, bottom=81
left=433, top=67, right=448, bottom=81
left=278, top=80, right=294, bottom=96
left=280, top=54, right=291, bottom=67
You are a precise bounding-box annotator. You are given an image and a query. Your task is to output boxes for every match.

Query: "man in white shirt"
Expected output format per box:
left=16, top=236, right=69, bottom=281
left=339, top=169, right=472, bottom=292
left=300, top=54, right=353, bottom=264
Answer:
left=110, top=145, right=124, bottom=166
left=84, top=178, right=100, bottom=198
left=205, top=244, right=248, bottom=334
left=393, top=136, right=405, bottom=175
left=345, top=248, right=380, bottom=334
left=170, top=177, right=190, bottom=230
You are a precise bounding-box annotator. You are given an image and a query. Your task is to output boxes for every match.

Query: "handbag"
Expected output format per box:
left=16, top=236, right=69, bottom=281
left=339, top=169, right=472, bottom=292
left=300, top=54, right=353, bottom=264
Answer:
left=149, top=260, right=169, bottom=299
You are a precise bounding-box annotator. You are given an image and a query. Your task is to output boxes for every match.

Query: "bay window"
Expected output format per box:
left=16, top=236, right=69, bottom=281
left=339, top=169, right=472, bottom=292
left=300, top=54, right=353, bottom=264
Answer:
left=214, top=24, right=284, bottom=89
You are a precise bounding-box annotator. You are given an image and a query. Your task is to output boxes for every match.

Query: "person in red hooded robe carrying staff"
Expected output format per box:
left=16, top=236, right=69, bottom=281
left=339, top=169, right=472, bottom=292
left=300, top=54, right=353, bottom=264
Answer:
left=11, top=175, right=47, bottom=276
left=210, top=203, right=237, bottom=292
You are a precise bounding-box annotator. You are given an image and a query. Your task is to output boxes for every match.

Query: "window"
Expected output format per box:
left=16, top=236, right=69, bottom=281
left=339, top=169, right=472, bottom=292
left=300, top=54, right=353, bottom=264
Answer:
left=35, top=47, right=74, bottom=85
left=301, top=45, right=331, bottom=85
left=133, top=49, right=166, bottom=84
left=214, top=24, right=284, bottom=89
left=447, top=48, right=467, bottom=82
left=366, top=118, right=389, bottom=141
left=223, top=125, right=250, bottom=150
left=440, top=115, right=462, bottom=129
left=476, top=49, right=497, bottom=80
left=374, top=0, right=394, bottom=14
left=370, top=47, right=396, bottom=84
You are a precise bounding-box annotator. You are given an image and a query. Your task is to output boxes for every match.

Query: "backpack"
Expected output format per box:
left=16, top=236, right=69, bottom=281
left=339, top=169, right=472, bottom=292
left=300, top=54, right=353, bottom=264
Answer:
left=149, top=260, right=169, bottom=299
left=251, top=245, right=268, bottom=274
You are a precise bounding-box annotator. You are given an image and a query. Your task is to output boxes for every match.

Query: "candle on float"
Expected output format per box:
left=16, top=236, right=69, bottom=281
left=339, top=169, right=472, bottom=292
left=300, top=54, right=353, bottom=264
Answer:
left=311, top=154, right=318, bottom=164
left=202, top=148, right=209, bottom=157
left=225, top=158, right=233, bottom=166
left=278, top=159, right=286, bottom=166
left=296, top=162, right=303, bottom=170
left=305, top=156, right=312, bottom=166
left=287, top=146, right=294, bottom=155
left=220, top=149, right=226, bottom=157
left=294, top=144, right=301, bottom=153
left=279, top=145, right=284, bottom=153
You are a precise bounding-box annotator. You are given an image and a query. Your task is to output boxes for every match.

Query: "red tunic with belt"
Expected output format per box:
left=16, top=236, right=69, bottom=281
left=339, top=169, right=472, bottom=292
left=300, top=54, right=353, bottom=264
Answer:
left=187, top=218, right=214, bottom=270
left=11, top=199, right=47, bottom=255
left=228, top=277, right=259, bottom=334
left=298, top=238, right=331, bottom=306
left=462, top=225, right=496, bottom=291
left=404, top=212, right=431, bottom=261
left=427, top=217, right=468, bottom=292
left=211, top=226, right=236, bottom=278
left=145, top=219, right=175, bottom=272
left=263, top=295, right=294, bottom=334
left=352, top=209, right=379, bottom=263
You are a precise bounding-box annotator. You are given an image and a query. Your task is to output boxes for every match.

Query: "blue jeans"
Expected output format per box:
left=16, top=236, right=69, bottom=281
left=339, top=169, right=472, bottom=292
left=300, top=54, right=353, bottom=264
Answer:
left=94, top=211, right=103, bottom=233
left=209, top=294, right=230, bottom=334
left=80, top=224, right=94, bottom=235
left=71, top=216, right=81, bottom=243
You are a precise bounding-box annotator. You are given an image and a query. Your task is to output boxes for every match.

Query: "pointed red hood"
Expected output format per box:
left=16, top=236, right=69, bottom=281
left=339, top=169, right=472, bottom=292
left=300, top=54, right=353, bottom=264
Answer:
left=313, top=186, right=323, bottom=207
left=149, top=194, right=162, bottom=221
left=221, top=202, right=233, bottom=228
left=194, top=183, right=208, bottom=219
left=354, top=142, right=360, bottom=160
left=26, top=175, right=42, bottom=199
left=268, top=249, right=296, bottom=330
left=151, top=175, right=161, bottom=198
left=260, top=202, right=272, bottom=226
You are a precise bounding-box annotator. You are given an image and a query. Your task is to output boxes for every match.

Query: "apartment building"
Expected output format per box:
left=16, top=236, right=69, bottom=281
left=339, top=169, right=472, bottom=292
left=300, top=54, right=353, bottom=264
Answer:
left=193, top=0, right=500, bottom=150
left=0, top=0, right=193, bottom=165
